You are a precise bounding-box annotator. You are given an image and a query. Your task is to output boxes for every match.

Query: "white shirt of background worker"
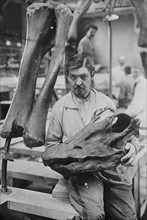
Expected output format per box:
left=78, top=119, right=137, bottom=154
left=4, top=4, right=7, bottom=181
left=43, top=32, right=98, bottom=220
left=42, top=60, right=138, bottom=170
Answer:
left=126, top=66, right=147, bottom=128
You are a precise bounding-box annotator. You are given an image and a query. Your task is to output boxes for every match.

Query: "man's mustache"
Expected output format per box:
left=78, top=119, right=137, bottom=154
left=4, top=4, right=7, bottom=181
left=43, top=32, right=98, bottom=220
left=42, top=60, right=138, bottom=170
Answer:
left=74, top=85, right=85, bottom=90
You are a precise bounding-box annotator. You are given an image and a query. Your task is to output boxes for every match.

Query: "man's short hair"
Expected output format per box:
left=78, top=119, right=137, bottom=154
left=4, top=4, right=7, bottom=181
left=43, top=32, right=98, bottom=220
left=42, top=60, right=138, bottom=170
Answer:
left=86, top=25, right=98, bottom=33
left=124, top=66, right=131, bottom=75
left=65, top=53, right=94, bottom=76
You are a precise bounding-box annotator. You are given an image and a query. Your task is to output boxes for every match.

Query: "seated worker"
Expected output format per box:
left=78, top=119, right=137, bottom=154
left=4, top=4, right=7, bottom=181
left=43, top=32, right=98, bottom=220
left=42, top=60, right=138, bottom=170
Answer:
left=118, top=66, right=135, bottom=109
left=112, top=55, right=126, bottom=103
left=45, top=54, right=139, bottom=220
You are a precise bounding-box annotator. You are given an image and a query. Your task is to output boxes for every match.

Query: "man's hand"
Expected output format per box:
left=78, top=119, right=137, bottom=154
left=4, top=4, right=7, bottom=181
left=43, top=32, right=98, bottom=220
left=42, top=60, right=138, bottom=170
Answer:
left=121, top=143, right=136, bottom=166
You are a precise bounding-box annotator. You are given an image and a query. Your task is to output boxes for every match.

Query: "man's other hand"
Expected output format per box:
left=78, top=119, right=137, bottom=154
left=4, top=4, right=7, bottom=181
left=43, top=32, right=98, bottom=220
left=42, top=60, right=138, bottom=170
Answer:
left=121, top=143, right=136, bottom=166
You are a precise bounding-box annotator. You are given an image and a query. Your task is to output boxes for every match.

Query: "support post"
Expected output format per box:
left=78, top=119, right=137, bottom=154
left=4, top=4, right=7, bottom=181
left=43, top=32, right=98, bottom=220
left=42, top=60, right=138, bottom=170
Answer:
left=108, top=20, right=112, bottom=98
left=0, top=137, right=12, bottom=194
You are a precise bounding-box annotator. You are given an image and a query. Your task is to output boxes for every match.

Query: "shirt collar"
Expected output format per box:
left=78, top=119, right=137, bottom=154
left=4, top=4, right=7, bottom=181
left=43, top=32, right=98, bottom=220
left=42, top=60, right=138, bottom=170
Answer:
left=64, top=89, right=96, bottom=108
left=134, top=75, right=144, bottom=83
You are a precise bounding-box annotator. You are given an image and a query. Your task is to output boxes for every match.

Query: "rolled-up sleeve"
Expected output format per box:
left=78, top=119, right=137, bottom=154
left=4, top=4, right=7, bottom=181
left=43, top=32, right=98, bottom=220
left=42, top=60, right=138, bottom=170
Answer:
left=45, top=103, right=63, bottom=148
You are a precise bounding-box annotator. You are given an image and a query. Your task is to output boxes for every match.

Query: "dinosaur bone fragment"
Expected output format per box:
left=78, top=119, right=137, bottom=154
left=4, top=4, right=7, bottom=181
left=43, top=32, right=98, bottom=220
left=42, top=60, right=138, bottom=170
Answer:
left=42, top=110, right=140, bottom=177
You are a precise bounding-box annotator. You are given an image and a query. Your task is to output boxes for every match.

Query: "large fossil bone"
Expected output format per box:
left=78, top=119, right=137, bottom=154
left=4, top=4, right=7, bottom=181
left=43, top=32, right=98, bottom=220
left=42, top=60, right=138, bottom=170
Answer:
left=23, top=3, right=73, bottom=148
left=42, top=109, right=140, bottom=177
left=0, top=2, right=56, bottom=138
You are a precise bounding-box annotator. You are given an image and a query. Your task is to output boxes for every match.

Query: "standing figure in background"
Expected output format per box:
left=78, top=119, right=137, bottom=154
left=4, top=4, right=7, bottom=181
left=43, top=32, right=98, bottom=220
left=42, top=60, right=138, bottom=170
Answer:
left=77, top=25, right=98, bottom=88
left=77, top=25, right=98, bottom=63
left=125, top=66, right=147, bottom=129
left=112, top=55, right=126, bottom=103
left=118, top=66, right=135, bottom=109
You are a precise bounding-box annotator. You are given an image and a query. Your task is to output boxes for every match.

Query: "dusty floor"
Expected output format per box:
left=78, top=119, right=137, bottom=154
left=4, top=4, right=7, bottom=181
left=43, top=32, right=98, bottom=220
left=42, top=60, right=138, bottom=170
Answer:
left=0, top=209, right=54, bottom=220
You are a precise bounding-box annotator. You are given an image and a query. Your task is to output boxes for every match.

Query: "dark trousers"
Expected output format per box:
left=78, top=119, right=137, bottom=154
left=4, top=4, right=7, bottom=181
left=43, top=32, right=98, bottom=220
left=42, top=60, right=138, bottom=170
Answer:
left=66, top=173, right=137, bottom=220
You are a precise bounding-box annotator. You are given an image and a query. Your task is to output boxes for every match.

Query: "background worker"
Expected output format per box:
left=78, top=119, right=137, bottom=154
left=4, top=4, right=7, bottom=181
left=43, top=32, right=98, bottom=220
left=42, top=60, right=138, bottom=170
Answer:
left=118, top=66, right=135, bottom=109
left=112, top=55, right=126, bottom=104
left=77, top=25, right=98, bottom=88
left=77, top=25, right=98, bottom=63
left=125, top=66, right=147, bottom=129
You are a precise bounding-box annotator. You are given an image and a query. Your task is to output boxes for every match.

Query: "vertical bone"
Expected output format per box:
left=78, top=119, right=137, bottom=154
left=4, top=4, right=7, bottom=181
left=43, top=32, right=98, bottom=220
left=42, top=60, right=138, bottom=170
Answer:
left=68, top=0, right=93, bottom=42
left=0, top=3, right=56, bottom=138
left=65, top=0, right=93, bottom=60
left=23, top=3, right=73, bottom=148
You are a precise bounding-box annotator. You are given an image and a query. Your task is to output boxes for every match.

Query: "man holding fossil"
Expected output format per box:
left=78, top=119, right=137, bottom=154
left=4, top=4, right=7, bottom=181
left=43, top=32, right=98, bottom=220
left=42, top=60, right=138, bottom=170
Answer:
left=44, top=54, right=139, bottom=220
